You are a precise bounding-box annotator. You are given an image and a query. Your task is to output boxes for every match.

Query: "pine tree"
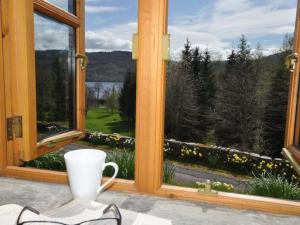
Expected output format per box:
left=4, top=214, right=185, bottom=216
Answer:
left=119, top=70, right=136, bottom=124
left=192, top=48, right=216, bottom=140
left=165, top=61, right=200, bottom=141
left=191, top=47, right=201, bottom=80
left=51, top=56, right=67, bottom=122
left=181, top=39, right=193, bottom=79
left=214, top=35, right=257, bottom=151
left=262, top=35, right=293, bottom=156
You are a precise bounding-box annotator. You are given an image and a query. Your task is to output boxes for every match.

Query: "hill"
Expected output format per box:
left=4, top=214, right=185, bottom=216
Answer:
left=86, top=51, right=135, bottom=82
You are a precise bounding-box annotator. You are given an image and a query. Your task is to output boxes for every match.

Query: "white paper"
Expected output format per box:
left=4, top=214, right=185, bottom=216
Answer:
left=0, top=201, right=172, bottom=225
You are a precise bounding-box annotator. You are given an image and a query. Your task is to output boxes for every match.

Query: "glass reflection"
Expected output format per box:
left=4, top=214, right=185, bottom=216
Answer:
left=46, top=0, right=76, bottom=14
left=34, top=13, right=76, bottom=141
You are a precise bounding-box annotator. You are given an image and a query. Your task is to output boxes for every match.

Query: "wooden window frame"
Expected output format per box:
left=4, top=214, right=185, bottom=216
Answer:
left=283, top=0, right=300, bottom=175
left=0, top=0, right=300, bottom=215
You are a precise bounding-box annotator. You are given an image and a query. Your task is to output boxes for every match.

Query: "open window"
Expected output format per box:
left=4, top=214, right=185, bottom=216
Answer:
left=283, top=2, right=300, bottom=175
left=2, top=0, right=85, bottom=163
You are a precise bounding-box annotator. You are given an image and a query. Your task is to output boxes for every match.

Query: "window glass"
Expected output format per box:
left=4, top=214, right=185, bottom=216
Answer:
left=34, top=13, right=76, bottom=142
left=46, top=0, right=76, bottom=14
left=163, top=0, right=300, bottom=200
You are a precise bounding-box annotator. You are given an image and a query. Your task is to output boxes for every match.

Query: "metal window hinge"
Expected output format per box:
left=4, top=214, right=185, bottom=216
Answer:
left=285, top=52, right=298, bottom=72
left=132, top=33, right=138, bottom=60
left=162, top=33, right=170, bottom=61
left=7, top=116, right=22, bottom=141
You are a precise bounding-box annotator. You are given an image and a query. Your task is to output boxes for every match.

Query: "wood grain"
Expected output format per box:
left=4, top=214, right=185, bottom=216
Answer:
left=135, top=0, right=168, bottom=193
left=34, top=0, right=80, bottom=27
left=285, top=0, right=300, bottom=147
left=0, top=0, right=7, bottom=170
left=75, top=0, right=86, bottom=132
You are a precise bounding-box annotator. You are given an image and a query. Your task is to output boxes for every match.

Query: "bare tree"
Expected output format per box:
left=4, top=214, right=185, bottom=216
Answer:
left=85, top=84, right=96, bottom=116
left=105, top=86, right=119, bottom=114
left=93, top=82, right=103, bottom=105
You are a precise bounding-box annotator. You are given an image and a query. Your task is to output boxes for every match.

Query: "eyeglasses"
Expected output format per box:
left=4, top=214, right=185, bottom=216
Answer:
left=16, top=204, right=122, bottom=225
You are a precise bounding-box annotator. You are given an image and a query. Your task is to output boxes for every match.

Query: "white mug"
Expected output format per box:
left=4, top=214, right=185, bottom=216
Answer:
left=64, top=149, right=119, bottom=201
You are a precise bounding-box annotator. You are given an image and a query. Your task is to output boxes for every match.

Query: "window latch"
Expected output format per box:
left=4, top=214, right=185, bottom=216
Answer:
left=76, top=54, right=88, bottom=70
left=285, top=52, right=298, bottom=72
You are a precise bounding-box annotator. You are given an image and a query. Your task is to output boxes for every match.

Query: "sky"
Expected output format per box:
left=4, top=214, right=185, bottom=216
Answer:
left=58, top=0, right=298, bottom=59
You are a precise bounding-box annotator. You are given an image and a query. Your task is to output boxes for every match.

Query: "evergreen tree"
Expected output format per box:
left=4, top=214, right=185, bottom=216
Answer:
left=191, top=47, right=201, bottom=80
left=262, top=36, right=293, bottom=156
left=192, top=48, right=216, bottom=140
left=51, top=56, right=67, bottom=122
left=119, top=70, right=136, bottom=124
left=181, top=39, right=193, bottom=79
left=214, top=35, right=257, bottom=151
left=165, top=61, right=200, bottom=141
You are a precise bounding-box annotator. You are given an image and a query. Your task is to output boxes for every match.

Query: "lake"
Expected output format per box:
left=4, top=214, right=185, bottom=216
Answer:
left=86, top=81, right=123, bottom=98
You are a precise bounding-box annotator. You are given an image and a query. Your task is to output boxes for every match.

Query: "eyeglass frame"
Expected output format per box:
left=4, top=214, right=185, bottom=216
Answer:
left=16, top=203, right=122, bottom=225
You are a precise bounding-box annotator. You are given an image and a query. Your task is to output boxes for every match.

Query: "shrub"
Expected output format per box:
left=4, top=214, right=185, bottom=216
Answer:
left=247, top=173, right=300, bottom=200
left=104, top=150, right=135, bottom=180
left=163, top=161, right=176, bottom=184
left=85, top=132, right=300, bottom=181
left=24, top=152, right=66, bottom=171
left=196, top=181, right=234, bottom=192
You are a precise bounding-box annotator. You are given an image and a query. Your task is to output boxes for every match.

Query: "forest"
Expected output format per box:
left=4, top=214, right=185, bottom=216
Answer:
left=118, top=34, right=293, bottom=157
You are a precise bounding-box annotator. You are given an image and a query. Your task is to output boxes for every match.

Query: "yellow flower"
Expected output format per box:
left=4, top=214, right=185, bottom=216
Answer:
left=193, top=151, right=197, bottom=155
left=199, top=153, right=202, bottom=157
left=266, top=163, right=273, bottom=169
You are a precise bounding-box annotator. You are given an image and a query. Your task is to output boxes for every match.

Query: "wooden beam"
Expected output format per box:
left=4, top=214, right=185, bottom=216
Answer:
left=285, top=0, right=300, bottom=147
left=2, top=166, right=137, bottom=192
left=34, top=0, right=80, bottom=28
left=135, top=0, right=168, bottom=193
left=157, top=185, right=300, bottom=216
left=1, top=167, right=300, bottom=215
left=0, top=0, right=7, bottom=170
left=76, top=0, right=86, bottom=132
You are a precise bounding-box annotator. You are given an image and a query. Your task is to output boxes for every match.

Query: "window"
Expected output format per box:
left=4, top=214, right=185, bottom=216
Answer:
left=0, top=0, right=85, bottom=162
left=163, top=0, right=300, bottom=198
left=1, top=0, right=299, bottom=214
left=35, top=13, right=76, bottom=142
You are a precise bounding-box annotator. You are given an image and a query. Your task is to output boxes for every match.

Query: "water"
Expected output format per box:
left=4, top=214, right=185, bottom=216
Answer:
left=86, top=82, right=123, bottom=98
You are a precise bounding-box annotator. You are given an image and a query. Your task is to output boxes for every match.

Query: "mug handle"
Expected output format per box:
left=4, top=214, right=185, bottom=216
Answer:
left=97, top=162, right=119, bottom=194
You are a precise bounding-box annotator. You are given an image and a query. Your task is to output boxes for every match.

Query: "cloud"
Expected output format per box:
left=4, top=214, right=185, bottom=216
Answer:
left=168, top=0, right=297, bottom=59
left=85, top=6, right=125, bottom=13
left=85, top=22, right=137, bottom=52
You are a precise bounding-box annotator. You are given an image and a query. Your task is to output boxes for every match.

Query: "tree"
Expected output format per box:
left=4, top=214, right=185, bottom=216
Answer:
left=262, top=35, right=293, bottom=156
left=86, top=84, right=96, bottom=116
left=93, top=82, right=103, bottom=105
left=51, top=56, right=67, bottom=122
left=118, top=70, right=136, bottom=124
left=214, top=35, right=258, bottom=151
left=105, top=86, right=119, bottom=114
left=199, top=49, right=216, bottom=137
left=165, top=61, right=200, bottom=141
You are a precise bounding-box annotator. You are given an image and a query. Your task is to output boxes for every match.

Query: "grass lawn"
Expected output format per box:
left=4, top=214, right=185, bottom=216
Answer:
left=86, top=107, right=135, bottom=137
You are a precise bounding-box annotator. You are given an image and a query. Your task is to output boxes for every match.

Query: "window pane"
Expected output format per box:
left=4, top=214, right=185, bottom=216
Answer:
left=46, top=0, right=76, bottom=14
left=34, top=13, right=76, bottom=142
left=163, top=0, right=299, bottom=199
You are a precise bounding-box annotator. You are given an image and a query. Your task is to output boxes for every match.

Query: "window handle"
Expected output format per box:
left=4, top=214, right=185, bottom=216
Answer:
left=76, top=54, right=88, bottom=70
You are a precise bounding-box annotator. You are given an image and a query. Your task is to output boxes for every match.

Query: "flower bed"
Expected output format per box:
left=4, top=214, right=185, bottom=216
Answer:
left=85, top=132, right=299, bottom=182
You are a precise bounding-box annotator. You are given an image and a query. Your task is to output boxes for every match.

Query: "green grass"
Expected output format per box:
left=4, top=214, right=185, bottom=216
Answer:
left=247, top=173, right=300, bottom=200
left=86, top=107, right=134, bottom=137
